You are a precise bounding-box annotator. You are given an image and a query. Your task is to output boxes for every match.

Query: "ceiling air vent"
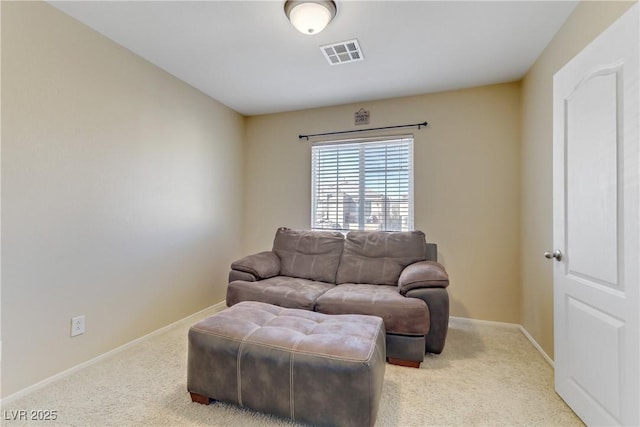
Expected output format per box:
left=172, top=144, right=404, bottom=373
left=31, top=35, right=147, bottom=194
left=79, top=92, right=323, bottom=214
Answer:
left=320, top=39, right=364, bottom=66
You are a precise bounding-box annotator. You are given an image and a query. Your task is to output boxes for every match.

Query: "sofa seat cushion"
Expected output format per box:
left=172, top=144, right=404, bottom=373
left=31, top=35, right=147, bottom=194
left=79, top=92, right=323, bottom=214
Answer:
left=336, top=231, right=427, bottom=285
left=315, top=284, right=429, bottom=336
left=272, top=227, right=345, bottom=284
left=226, top=276, right=335, bottom=311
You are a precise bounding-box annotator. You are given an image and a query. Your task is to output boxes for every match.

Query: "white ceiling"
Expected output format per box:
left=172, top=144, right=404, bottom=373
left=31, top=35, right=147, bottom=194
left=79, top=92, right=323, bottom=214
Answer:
left=49, top=1, right=578, bottom=116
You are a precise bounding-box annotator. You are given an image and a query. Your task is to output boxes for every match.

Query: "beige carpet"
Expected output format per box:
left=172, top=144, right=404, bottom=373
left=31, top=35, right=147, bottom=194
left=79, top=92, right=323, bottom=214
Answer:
left=1, top=308, right=583, bottom=426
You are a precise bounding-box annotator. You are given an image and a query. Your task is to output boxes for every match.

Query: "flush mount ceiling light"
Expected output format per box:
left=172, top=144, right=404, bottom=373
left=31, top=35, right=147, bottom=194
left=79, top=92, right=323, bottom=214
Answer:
left=284, top=0, right=337, bottom=35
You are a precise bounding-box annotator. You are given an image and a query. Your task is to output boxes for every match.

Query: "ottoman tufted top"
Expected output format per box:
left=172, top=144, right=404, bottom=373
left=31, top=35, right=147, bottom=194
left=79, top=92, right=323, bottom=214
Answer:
left=190, top=301, right=384, bottom=362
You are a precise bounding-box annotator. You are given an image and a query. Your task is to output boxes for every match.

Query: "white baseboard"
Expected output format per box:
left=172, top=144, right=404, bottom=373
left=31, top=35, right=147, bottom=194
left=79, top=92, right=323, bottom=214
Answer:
left=518, top=325, right=554, bottom=367
left=1, top=301, right=227, bottom=406
left=450, top=316, right=554, bottom=367
left=450, top=315, right=520, bottom=330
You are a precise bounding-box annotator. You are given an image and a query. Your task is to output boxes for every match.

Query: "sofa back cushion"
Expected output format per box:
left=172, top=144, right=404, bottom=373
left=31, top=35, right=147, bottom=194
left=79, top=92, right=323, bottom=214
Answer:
left=336, top=230, right=427, bottom=285
left=272, top=227, right=345, bottom=283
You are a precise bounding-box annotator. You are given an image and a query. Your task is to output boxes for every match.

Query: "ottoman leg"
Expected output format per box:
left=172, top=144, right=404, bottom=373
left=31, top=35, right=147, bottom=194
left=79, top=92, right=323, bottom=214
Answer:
left=190, top=392, right=210, bottom=405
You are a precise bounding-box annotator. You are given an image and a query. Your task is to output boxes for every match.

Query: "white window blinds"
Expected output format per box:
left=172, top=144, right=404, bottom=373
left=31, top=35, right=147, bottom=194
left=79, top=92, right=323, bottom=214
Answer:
left=311, top=136, right=414, bottom=232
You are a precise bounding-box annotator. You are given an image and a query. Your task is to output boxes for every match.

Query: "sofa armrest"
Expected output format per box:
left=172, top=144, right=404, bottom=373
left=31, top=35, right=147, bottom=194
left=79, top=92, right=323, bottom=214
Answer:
left=405, top=287, right=449, bottom=354
left=230, top=251, right=280, bottom=280
left=229, top=270, right=258, bottom=283
left=398, top=261, right=449, bottom=295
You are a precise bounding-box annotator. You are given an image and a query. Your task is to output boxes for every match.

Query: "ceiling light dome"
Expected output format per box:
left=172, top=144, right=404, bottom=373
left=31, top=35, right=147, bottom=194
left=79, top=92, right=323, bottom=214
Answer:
left=284, top=1, right=337, bottom=35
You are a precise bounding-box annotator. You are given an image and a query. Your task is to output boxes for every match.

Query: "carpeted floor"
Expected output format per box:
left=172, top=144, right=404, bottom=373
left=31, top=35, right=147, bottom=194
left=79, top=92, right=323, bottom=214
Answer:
left=1, top=307, right=583, bottom=426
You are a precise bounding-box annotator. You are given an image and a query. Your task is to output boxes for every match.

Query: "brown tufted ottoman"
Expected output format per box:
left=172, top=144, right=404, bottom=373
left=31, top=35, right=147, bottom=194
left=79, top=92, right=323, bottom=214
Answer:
left=187, top=301, right=386, bottom=427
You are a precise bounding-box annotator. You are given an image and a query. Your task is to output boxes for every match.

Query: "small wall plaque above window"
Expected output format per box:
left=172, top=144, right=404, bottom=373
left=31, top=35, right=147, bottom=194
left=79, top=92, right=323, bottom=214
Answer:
left=355, top=108, right=370, bottom=125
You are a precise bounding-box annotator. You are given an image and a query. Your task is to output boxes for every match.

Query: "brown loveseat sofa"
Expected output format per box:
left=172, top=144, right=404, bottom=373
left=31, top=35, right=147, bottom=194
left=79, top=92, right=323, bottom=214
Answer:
left=226, top=227, right=450, bottom=367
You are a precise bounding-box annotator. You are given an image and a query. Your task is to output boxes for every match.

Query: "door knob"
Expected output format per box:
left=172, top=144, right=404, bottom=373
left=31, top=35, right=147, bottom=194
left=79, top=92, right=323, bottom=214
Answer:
left=544, top=250, right=563, bottom=261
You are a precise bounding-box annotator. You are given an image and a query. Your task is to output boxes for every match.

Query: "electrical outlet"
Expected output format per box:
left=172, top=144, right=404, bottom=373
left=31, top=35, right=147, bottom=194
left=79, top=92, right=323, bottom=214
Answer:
left=71, top=315, right=85, bottom=337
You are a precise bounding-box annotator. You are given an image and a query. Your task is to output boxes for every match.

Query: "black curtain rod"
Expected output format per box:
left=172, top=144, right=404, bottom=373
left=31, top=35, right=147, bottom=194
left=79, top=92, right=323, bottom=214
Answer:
left=298, top=121, right=428, bottom=140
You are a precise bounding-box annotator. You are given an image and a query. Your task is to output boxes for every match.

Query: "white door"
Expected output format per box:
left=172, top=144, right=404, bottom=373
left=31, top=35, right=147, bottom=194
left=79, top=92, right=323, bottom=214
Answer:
left=552, top=4, right=639, bottom=426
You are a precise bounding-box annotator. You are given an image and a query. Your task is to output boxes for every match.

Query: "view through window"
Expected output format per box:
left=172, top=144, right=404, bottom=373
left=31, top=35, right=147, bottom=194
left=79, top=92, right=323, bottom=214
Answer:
left=311, top=136, right=414, bottom=232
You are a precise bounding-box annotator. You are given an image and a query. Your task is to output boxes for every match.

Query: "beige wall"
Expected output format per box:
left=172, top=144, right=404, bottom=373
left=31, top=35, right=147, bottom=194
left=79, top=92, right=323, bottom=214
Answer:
left=244, top=83, right=522, bottom=324
left=1, top=2, right=244, bottom=397
left=520, top=0, right=635, bottom=359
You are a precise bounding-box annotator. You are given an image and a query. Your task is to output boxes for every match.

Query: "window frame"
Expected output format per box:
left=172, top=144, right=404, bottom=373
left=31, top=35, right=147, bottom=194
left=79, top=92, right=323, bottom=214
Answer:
left=310, top=135, right=414, bottom=232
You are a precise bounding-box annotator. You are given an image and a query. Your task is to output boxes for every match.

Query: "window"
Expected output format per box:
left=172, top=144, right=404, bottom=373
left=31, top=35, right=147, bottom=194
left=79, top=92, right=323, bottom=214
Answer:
left=311, top=136, right=414, bottom=232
